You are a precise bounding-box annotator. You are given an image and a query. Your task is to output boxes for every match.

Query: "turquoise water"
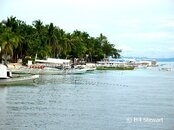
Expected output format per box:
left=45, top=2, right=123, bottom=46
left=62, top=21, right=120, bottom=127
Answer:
left=0, top=62, right=174, bottom=130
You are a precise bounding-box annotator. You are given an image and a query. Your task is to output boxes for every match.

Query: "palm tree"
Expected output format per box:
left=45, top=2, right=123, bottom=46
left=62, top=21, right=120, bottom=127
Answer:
left=0, top=28, right=19, bottom=65
left=47, top=23, right=60, bottom=58
left=87, top=37, right=96, bottom=62
left=70, top=31, right=87, bottom=60
left=47, top=23, right=56, bottom=45
left=32, top=20, right=43, bottom=36
left=98, top=33, right=107, bottom=46
left=0, top=23, right=3, bottom=63
left=2, top=16, right=18, bottom=33
left=56, top=29, right=68, bottom=58
left=0, top=16, right=122, bottom=63
left=11, top=19, right=25, bottom=62
left=62, top=33, right=75, bottom=59
left=32, top=20, right=51, bottom=59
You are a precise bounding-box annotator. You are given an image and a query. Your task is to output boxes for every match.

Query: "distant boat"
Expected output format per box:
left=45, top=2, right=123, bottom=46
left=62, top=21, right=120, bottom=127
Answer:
left=0, top=64, right=39, bottom=86
left=96, top=66, right=135, bottom=70
left=159, top=68, right=172, bottom=71
left=96, top=58, right=135, bottom=70
left=97, top=57, right=158, bottom=70
left=73, top=64, right=96, bottom=72
left=86, top=67, right=96, bottom=71
left=66, top=68, right=87, bottom=74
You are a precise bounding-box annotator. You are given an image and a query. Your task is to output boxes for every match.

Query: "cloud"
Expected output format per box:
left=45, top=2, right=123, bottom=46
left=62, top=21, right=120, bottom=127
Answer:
left=113, top=18, right=141, bottom=29
left=126, top=32, right=173, bottom=40
left=1, top=0, right=174, bottom=58
left=147, top=48, right=162, bottom=51
left=169, top=47, right=174, bottom=52
left=159, top=21, right=174, bottom=28
left=117, top=44, right=133, bottom=51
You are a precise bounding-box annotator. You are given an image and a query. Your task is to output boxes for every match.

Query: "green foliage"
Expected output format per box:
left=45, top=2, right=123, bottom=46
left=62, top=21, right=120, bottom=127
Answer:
left=22, top=56, right=31, bottom=65
left=0, top=16, right=121, bottom=64
left=0, top=27, right=19, bottom=64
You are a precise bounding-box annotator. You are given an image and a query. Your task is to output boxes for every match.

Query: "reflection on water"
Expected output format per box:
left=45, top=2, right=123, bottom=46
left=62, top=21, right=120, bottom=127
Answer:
left=0, top=64, right=174, bottom=130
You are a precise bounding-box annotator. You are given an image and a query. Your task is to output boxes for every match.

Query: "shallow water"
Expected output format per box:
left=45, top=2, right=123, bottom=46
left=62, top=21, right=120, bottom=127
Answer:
left=0, top=62, right=174, bottom=130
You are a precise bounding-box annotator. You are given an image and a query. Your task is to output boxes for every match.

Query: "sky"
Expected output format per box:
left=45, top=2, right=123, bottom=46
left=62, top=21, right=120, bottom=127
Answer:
left=1, top=0, right=174, bottom=58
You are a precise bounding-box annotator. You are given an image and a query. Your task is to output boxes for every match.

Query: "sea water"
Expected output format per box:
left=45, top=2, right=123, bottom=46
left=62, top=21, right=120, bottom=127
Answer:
left=0, top=62, right=174, bottom=130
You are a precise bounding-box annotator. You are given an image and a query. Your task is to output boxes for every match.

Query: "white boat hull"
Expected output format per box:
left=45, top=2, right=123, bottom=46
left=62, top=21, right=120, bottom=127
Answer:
left=67, top=69, right=87, bottom=74
left=0, top=75, right=39, bottom=86
left=11, top=67, right=66, bottom=75
left=11, top=67, right=88, bottom=75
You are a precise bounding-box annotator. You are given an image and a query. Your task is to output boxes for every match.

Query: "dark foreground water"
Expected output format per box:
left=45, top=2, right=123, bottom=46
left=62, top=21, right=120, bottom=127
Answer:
left=0, top=62, right=174, bottom=130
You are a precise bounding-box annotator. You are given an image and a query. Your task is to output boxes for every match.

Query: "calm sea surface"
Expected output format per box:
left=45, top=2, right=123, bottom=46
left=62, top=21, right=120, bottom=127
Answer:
left=0, top=62, right=174, bottom=130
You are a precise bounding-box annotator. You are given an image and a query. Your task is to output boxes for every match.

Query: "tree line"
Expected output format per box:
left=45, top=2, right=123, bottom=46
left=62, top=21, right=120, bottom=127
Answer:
left=0, top=16, right=121, bottom=65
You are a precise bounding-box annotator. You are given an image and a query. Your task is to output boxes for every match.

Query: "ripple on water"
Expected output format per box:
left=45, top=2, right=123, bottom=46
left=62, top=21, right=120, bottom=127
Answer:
left=0, top=68, right=174, bottom=130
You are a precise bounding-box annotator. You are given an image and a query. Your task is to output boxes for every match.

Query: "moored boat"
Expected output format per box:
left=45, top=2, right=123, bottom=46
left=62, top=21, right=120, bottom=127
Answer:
left=0, top=64, right=39, bottom=86
left=66, top=68, right=87, bottom=74
left=0, top=75, right=39, bottom=86
left=86, top=67, right=96, bottom=71
left=159, top=68, right=172, bottom=71
left=96, top=66, right=135, bottom=70
left=10, top=66, right=66, bottom=75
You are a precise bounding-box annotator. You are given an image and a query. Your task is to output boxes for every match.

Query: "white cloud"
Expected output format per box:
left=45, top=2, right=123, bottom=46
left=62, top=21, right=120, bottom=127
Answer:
left=126, top=32, right=173, bottom=39
left=169, top=47, right=174, bottom=52
left=117, top=44, right=133, bottom=51
left=147, top=48, right=161, bottom=51
left=1, top=0, right=174, bottom=58
left=113, top=18, right=141, bottom=29
left=160, top=21, right=174, bottom=28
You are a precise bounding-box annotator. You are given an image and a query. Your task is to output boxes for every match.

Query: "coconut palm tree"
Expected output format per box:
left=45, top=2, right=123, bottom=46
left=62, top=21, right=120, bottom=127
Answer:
left=0, top=28, right=19, bottom=65
left=2, top=16, right=17, bottom=31
left=56, top=29, right=68, bottom=58
left=46, top=23, right=60, bottom=58
left=32, top=20, right=51, bottom=59
left=32, top=20, right=43, bottom=36
left=0, top=16, right=122, bottom=63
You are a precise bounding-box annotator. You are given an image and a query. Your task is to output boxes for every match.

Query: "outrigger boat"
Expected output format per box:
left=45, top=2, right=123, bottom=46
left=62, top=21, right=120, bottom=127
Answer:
left=11, top=66, right=66, bottom=75
left=0, top=64, right=39, bottom=86
left=66, top=68, right=87, bottom=74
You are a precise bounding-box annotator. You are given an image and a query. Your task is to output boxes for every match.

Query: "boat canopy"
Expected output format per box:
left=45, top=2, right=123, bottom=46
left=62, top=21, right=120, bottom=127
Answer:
left=35, top=58, right=71, bottom=64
